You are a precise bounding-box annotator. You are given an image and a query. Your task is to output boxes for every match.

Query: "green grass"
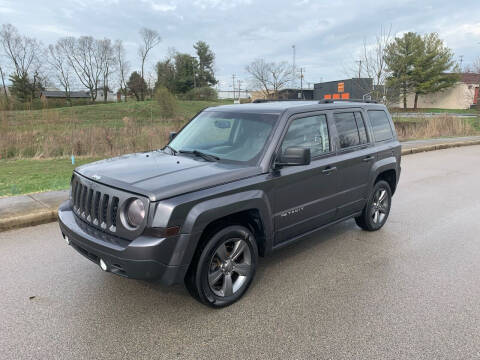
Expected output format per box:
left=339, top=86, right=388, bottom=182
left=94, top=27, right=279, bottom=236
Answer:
left=2, top=99, right=232, bottom=131
left=0, top=157, right=100, bottom=197
left=391, top=108, right=478, bottom=115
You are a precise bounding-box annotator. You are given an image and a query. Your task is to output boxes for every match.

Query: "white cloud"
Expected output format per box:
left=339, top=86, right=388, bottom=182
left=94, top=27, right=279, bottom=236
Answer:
left=193, top=0, right=252, bottom=10
left=141, top=0, right=176, bottom=12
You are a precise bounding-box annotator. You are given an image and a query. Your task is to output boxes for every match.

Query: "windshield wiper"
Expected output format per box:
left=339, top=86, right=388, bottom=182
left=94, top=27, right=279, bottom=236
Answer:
left=163, top=145, right=177, bottom=155
left=179, top=149, right=220, bottom=162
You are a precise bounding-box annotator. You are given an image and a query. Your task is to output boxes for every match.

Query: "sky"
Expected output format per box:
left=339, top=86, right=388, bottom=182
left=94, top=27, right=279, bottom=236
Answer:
left=0, top=0, right=479, bottom=91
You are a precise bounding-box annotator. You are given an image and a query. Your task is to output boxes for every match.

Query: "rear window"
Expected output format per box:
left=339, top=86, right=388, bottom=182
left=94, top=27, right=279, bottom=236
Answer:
left=333, top=112, right=360, bottom=148
left=368, top=110, right=394, bottom=142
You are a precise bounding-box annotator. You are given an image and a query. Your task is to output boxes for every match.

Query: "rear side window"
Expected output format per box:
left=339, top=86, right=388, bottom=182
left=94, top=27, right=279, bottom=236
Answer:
left=334, top=112, right=360, bottom=148
left=354, top=112, right=368, bottom=144
left=368, top=110, right=394, bottom=142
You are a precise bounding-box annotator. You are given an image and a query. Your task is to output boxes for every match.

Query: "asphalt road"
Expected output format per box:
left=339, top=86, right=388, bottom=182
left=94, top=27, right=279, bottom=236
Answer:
left=2, top=146, right=480, bottom=360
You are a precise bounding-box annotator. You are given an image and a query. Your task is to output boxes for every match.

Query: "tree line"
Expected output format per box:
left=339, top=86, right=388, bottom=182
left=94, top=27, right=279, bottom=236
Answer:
left=247, top=29, right=477, bottom=109
left=0, top=23, right=218, bottom=106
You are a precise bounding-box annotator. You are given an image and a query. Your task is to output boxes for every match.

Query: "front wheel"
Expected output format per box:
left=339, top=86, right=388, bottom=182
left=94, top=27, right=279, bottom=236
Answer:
left=185, top=225, right=258, bottom=308
left=355, top=180, right=392, bottom=231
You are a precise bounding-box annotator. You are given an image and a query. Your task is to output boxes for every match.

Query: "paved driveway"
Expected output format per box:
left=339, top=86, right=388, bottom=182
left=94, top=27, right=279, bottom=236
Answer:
left=1, top=146, right=480, bottom=359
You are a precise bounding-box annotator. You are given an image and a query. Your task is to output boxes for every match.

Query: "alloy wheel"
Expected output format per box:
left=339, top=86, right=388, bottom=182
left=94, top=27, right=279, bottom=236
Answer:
left=371, top=187, right=390, bottom=224
left=208, top=238, right=252, bottom=297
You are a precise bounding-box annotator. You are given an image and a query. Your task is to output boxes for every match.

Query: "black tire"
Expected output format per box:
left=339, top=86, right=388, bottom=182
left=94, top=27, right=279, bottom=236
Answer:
left=185, top=225, right=258, bottom=308
left=355, top=180, right=392, bottom=231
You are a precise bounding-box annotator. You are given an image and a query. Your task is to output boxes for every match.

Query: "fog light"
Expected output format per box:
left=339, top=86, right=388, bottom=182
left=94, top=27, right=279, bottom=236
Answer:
left=99, top=258, right=108, bottom=271
left=65, top=236, right=70, bottom=245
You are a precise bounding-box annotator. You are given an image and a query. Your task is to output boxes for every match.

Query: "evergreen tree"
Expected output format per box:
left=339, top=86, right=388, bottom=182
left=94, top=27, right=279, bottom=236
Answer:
left=410, top=33, right=459, bottom=109
left=384, top=32, right=423, bottom=109
left=127, top=71, right=147, bottom=101
left=193, top=41, right=217, bottom=87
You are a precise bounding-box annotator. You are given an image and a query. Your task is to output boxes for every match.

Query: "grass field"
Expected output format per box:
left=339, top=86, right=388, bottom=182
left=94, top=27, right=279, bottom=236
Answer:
left=0, top=99, right=231, bottom=159
left=0, top=100, right=479, bottom=197
left=0, top=157, right=99, bottom=197
left=391, top=108, right=478, bottom=115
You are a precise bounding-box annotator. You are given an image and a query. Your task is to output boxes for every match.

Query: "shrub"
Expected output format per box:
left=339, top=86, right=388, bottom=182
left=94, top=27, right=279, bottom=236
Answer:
left=155, top=87, right=178, bottom=118
left=184, top=86, right=217, bottom=101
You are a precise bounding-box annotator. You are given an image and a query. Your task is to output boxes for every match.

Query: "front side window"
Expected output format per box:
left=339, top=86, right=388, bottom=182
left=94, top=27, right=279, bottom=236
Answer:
left=368, top=110, right=394, bottom=142
left=169, top=111, right=278, bottom=164
left=280, top=115, right=330, bottom=158
left=334, top=112, right=361, bottom=148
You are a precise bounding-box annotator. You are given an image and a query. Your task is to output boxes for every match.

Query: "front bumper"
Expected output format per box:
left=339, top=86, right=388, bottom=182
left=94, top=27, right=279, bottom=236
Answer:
left=58, top=201, right=188, bottom=285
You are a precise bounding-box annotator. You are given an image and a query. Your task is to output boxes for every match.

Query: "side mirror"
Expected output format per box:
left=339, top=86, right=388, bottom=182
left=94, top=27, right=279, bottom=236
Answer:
left=169, top=132, right=177, bottom=141
left=275, top=147, right=311, bottom=168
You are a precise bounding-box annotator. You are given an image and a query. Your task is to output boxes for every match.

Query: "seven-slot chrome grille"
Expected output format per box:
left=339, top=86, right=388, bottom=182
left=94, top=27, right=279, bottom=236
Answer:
left=70, top=173, right=149, bottom=241
left=71, top=175, right=120, bottom=233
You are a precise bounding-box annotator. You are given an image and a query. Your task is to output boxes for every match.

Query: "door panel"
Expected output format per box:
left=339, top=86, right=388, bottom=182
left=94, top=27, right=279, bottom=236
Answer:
left=272, top=157, right=339, bottom=244
left=271, top=113, right=340, bottom=245
left=332, top=110, right=375, bottom=218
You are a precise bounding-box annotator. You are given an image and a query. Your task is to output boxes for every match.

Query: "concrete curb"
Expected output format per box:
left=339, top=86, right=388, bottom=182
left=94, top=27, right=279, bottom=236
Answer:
left=1, top=139, right=480, bottom=233
left=401, top=139, right=480, bottom=156
left=0, top=209, right=57, bottom=232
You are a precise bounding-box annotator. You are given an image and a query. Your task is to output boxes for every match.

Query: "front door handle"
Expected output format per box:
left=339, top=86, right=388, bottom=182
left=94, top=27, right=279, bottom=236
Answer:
left=322, top=166, right=337, bottom=175
left=363, top=156, right=375, bottom=162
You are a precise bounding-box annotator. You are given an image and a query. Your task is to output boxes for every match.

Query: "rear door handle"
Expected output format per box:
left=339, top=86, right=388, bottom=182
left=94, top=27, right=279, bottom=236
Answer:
left=322, top=166, right=337, bottom=175
left=363, top=156, right=375, bottom=162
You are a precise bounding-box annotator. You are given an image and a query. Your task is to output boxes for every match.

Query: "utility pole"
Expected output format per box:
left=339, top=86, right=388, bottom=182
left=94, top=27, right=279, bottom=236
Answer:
left=459, top=55, right=464, bottom=71
left=238, top=79, right=242, bottom=101
left=356, top=60, right=362, bottom=78
left=232, top=74, right=236, bottom=100
left=292, top=45, right=296, bottom=88
left=300, top=67, right=305, bottom=99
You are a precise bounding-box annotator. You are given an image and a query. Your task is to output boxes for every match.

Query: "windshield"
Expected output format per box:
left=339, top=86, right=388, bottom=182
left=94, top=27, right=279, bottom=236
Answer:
left=169, top=111, right=278, bottom=164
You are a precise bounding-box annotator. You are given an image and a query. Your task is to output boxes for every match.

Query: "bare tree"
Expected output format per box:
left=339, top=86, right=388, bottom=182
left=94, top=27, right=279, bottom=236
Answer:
left=47, top=42, right=73, bottom=102
left=270, top=61, right=293, bottom=94
left=0, top=62, right=8, bottom=104
left=246, top=58, right=292, bottom=97
left=59, top=36, right=104, bottom=102
left=138, top=28, right=161, bottom=100
left=345, top=26, right=393, bottom=102
left=114, top=40, right=129, bottom=102
left=98, top=38, right=115, bottom=102
left=0, top=24, right=42, bottom=79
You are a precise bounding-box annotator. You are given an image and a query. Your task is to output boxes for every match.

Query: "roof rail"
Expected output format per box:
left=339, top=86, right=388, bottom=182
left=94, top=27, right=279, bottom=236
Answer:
left=252, top=99, right=313, bottom=103
left=318, top=99, right=378, bottom=104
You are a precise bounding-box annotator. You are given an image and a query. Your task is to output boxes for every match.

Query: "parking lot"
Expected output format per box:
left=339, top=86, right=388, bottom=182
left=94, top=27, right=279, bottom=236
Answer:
left=1, top=145, right=480, bottom=359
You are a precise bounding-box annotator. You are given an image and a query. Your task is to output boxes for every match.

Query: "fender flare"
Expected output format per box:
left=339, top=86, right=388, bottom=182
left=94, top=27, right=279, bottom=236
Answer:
left=177, top=190, right=274, bottom=267
left=370, top=156, right=398, bottom=191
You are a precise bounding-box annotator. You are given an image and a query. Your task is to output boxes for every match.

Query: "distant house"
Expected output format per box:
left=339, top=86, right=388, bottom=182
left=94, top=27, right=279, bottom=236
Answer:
left=40, top=90, right=90, bottom=100
left=392, top=73, right=480, bottom=109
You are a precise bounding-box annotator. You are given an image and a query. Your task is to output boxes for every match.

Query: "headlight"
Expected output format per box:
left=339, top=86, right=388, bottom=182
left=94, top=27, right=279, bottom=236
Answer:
left=126, top=199, right=145, bottom=227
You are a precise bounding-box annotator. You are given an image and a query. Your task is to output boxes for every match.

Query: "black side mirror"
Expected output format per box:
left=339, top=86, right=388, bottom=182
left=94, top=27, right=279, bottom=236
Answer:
left=169, top=132, right=177, bottom=141
left=275, top=147, right=311, bottom=168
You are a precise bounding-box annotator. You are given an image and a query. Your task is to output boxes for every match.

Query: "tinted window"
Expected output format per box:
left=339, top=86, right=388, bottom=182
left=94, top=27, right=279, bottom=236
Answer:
left=169, top=111, right=277, bottom=164
left=354, top=112, right=368, bottom=144
left=368, top=110, right=393, bottom=142
left=334, top=112, right=360, bottom=148
left=281, top=115, right=330, bottom=157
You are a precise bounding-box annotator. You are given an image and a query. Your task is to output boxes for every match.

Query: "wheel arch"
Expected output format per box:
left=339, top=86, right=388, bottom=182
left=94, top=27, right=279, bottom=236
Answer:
left=371, top=157, right=399, bottom=195
left=180, top=190, right=273, bottom=269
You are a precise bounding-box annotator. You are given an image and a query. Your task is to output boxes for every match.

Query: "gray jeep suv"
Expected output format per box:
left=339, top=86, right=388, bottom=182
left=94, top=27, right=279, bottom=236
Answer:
left=58, top=100, right=401, bottom=307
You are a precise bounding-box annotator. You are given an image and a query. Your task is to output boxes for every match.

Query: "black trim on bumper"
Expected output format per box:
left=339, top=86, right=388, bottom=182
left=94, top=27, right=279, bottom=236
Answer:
left=58, top=201, right=188, bottom=285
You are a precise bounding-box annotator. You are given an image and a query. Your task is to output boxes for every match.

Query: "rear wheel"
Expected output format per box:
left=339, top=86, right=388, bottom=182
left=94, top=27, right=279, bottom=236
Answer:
left=185, top=225, right=258, bottom=308
left=355, top=180, right=392, bottom=231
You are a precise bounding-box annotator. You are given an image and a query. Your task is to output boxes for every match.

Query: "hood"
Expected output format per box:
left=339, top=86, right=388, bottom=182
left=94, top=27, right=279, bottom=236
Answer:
left=75, top=151, right=261, bottom=201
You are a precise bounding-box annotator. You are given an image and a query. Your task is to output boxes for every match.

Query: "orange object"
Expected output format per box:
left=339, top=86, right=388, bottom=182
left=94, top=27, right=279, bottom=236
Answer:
left=333, top=93, right=340, bottom=99
left=324, top=94, right=332, bottom=99
left=337, top=82, right=344, bottom=93
left=341, top=93, right=350, bottom=99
